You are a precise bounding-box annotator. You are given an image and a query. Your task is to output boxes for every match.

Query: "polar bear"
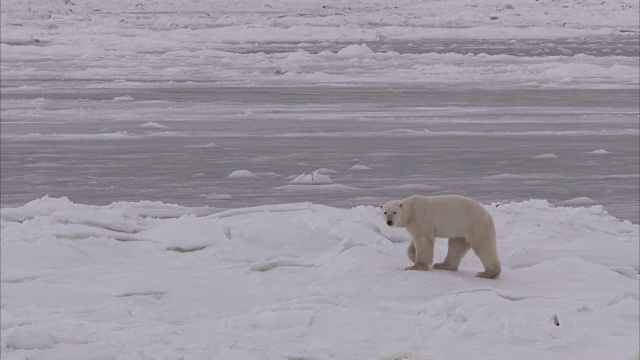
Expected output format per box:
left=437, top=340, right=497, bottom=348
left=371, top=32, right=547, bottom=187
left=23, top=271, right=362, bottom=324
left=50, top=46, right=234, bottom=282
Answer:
left=381, top=195, right=501, bottom=279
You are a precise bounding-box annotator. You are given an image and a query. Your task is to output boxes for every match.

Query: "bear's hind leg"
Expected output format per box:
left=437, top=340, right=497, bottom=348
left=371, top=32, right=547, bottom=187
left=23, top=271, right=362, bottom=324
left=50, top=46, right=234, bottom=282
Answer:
left=470, top=239, right=501, bottom=279
left=434, top=237, right=470, bottom=271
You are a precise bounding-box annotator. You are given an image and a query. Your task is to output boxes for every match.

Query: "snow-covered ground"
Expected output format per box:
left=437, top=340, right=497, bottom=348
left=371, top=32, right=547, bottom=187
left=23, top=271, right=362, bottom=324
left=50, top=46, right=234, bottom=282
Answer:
left=1, top=196, right=638, bottom=359
left=1, top=0, right=639, bottom=358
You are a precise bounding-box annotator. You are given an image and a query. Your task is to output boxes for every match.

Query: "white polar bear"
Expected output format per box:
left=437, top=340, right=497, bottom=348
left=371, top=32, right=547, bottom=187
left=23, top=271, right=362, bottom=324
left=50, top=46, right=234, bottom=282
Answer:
left=381, top=195, right=501, bottom=279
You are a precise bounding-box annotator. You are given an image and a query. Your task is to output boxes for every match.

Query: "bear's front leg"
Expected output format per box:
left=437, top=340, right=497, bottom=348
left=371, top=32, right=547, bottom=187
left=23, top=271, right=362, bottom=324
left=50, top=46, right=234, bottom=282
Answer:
left=407, top=242, right=416, bottom=263
left=405, top=236, right=433, bottom=271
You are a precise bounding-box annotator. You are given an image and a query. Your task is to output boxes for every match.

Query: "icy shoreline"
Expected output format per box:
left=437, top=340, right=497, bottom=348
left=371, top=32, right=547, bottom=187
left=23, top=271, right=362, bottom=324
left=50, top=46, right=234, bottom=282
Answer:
left=1, top=0, right=638, bottom=356
left=1, top=0, right=638, bottom=89
left=2, top=0, right=638, bottom=41
left=1, top=196, right=638, bottom=359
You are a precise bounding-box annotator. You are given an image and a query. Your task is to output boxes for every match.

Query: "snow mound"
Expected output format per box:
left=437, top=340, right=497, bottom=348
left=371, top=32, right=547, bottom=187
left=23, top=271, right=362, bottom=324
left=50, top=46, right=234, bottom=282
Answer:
left=289, top=171, right=334, bottom=185
left=349, top=164, right=373, bottom=171
left=275, top=50, right=313, bottom=75
left=314, top=168, right=340, bottom=175
left=533, top=153, right=559, bottom=159
left=276, top=183, right=359, bottom=192
left=0, top=197, right=638, bottom=359
left=204, top=193, right=233, bottom=200
left=112, top=95, right=135, bottom=101
left=337, top=43, right=374, bottom=57
left=228, top=170, right=258, bottom=179
left=558, top=197, right=598, bottom=206
left=140, top=121, right=170, bottom=130
left=254, top=172, right=282, bottom=178
left=284, top=49, right=313, bottom=63
left=590, top=149, right=611, bottom=155
left=184, top=142, right=218, bottom=148
left=3, top=328, right=54, bottom=350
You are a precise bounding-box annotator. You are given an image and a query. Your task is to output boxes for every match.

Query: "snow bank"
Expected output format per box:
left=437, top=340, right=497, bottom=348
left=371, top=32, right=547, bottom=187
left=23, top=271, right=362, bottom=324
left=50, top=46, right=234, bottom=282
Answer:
left=0, top=0, right=637, bottom=89
left=228, top=169, right=258, bottom=179
left=112, top=95, right=135, bottom=102
left=534, top=153, right=559, bottom=159
left=314, top=168, right=340, bottom=175
left=289, top=171, right=334, bottom=185
left=1, top=196, right=637, bottom=359
left=558, top=197, right=598, bottom=206
left=140, top=121, right=170, bottom=130
left=349, top=164, right=373, bottom=171
left=337, top=43, right=375, bottom=58
left=184, top=142, right=218, bottom=149
left=590, top=149, right=611, bottom=155
left=204, top=193, right=232, bottom=200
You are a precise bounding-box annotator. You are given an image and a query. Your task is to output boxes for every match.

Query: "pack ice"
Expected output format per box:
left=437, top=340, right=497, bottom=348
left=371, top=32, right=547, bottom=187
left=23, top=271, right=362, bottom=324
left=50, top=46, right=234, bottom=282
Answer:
left=1, top=196, right=638, bottom=359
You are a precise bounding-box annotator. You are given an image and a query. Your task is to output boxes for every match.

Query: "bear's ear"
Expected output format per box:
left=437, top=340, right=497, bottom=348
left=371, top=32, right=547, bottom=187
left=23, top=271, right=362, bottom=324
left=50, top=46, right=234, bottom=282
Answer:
left=399, top=203, right=403, bottom=208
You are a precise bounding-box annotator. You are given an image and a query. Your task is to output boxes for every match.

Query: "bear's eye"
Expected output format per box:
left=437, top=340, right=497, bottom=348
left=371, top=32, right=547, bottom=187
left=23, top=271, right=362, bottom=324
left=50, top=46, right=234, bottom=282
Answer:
left=384, top=212, right=387, bottom=215
left=393, top=211, right=396, bottom=214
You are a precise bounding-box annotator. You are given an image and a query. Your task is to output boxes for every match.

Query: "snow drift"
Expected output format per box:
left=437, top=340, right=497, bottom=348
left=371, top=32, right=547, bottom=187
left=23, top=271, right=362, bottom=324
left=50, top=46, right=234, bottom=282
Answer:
left=1, top=196, right=638, bottom=359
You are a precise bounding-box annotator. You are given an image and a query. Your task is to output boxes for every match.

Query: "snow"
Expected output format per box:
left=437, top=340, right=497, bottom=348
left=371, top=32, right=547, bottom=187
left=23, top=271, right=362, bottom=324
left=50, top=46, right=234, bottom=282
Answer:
left=314, top=168, right=340, bottom=175
left=0, top=0, right=638, bottom=89
left=591, top=149, right=611, bottom=155
left=533, top=153, right=559, bottom=159
left=558, top=197, right=598, bottom=206
left=228, top=169, right=258, bottom=179
left=204, top=193, right=233, bottom=200
left=349, top=164, right=373, bottom=171
left=184, top=142, right=219, bottom=149
left=1, top=196, right=638, bottom=358
left=289, top=171, right=334, bottom=185
left=276, top=183, right=359, bottom=192
left=112, top=95, right=135, bottom=102
left=4, top=132, right=142, bottom=141
left=337, top=43, right=375, bottom=58
left=1, top=0, right=639, bottom=357
left=140, top=121, right=171, bottom=130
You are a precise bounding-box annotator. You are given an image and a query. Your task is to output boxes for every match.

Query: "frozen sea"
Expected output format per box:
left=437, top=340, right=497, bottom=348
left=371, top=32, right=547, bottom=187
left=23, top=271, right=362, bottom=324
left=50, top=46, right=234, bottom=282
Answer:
left=2, top=37, right=639, bottom=223
left=1, top=1, right=639, bottom=359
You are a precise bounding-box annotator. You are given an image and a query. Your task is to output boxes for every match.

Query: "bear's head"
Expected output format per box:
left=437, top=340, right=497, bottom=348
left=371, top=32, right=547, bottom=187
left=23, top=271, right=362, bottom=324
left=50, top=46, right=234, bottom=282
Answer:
left=380, top=200, right=406, bottom=227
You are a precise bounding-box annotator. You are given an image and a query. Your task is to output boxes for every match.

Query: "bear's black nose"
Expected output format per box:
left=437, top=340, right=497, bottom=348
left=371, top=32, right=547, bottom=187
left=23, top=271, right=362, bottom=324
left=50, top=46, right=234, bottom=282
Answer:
left=386, top=220, right=393, bottom=226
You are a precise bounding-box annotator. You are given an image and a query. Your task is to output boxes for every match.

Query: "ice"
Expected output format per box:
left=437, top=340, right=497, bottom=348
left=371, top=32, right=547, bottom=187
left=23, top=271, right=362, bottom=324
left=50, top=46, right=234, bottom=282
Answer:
left=112, top=95, right=135, bottom=102
left=184, top=142, right=218, bottom=149
left=140, top=121, right=171, bottom=130
left=314, top=168, right=340, bottom=175
left=337, top=43, right=375, bottom=57
left=289, top=171, right=334, bottom=185
left=1, top=0, right=639, bottom=357
left=1, top=197, right=637, bottom=358
left=228, top=169, right=258, bottom=179
left=373, top=184, right=441, bottom=193
left=558, top=197, right=598, bottom=206
left=204, top=193, right=233, bottom=200
left=3, top=328, right=54, bottom=351
left=276, top=183, right=359, bottom=192
left=533, top=153, right=559, bottom=159
left=349, top=164, right=373, bottom=171
left=4, top=132, right=142, bottom=141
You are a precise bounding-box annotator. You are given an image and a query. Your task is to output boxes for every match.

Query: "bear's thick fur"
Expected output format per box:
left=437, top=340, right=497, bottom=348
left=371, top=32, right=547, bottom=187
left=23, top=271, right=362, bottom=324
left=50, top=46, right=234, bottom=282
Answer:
left=381, top=195, right=501, bottom=279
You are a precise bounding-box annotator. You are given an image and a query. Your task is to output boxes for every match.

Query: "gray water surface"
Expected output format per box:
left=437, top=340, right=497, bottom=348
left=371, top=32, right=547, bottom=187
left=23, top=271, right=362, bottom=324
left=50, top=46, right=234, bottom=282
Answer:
left=2, top=82, right=638, bottom=222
